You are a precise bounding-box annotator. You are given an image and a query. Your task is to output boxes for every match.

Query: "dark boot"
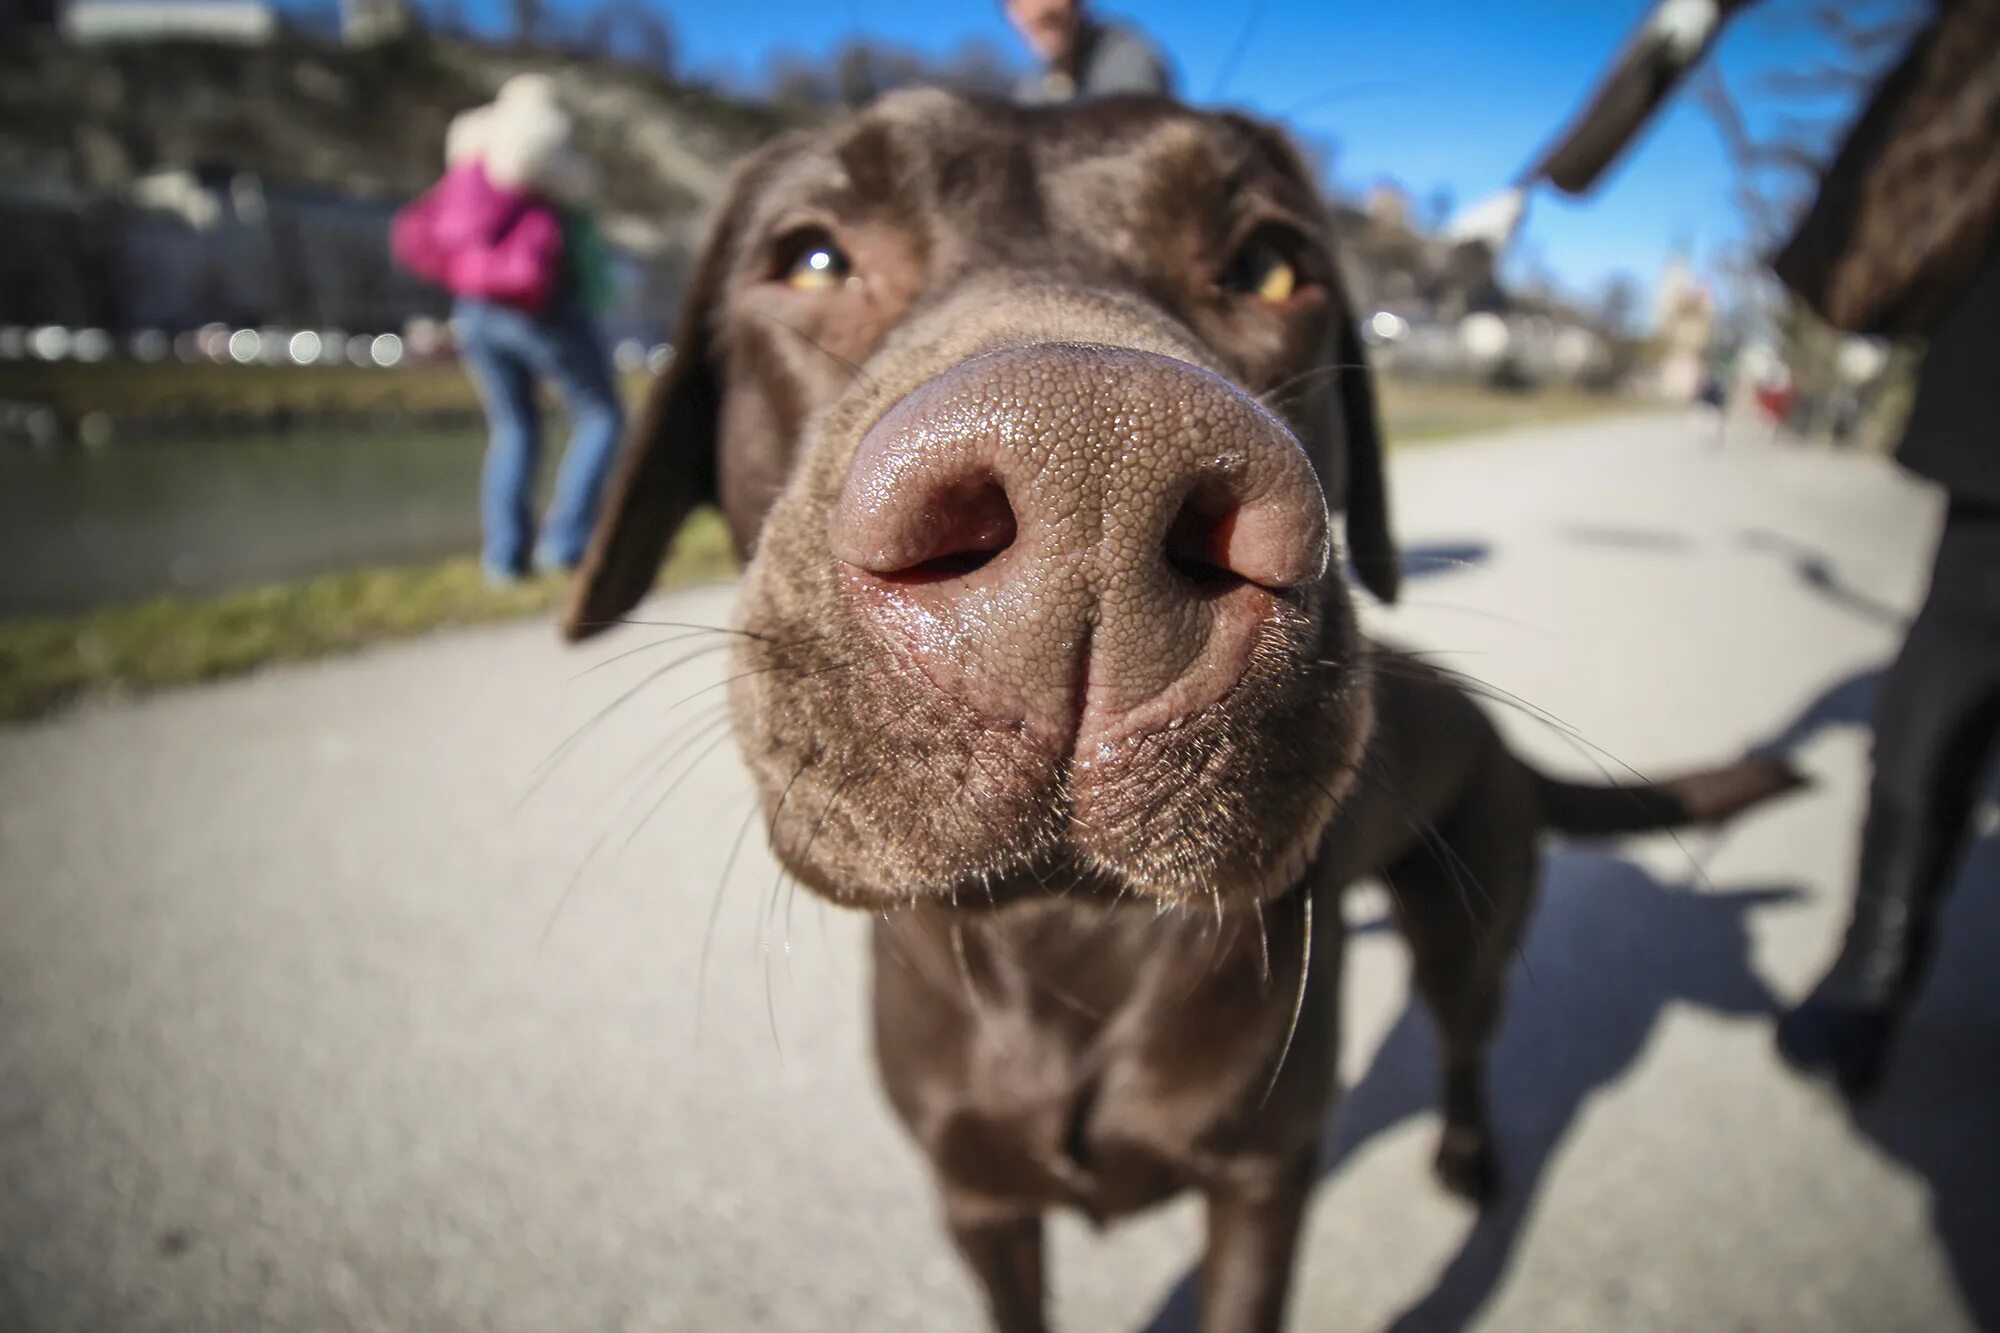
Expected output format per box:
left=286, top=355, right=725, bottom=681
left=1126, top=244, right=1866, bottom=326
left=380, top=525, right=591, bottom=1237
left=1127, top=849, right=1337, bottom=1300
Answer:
left=1776, top=798, right=1946, bottom=1100
left=1775, top=1001, right=1900, bottom=1100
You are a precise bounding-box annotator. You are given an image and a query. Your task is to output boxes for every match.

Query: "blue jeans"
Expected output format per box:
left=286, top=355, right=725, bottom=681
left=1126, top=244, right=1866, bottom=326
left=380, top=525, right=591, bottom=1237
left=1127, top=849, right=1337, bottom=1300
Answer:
left=454, top=296, right=625, bottom=577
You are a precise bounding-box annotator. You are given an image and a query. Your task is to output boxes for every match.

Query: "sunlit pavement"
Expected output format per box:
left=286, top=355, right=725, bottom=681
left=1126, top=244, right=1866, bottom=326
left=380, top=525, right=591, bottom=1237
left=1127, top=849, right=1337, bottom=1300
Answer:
left=4, top=411, right=1992, bottom=1332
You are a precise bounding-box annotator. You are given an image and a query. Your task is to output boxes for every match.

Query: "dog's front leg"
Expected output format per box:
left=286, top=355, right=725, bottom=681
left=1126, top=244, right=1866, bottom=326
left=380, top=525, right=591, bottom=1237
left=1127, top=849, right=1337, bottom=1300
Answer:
left=1196, top=1150, right=1317, bottom=1333
left=946, top=1195, right=1047, bottom=1333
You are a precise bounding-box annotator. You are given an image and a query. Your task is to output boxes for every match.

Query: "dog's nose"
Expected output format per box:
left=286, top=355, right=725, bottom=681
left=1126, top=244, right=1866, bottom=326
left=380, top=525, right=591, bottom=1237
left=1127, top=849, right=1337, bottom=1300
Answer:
left=831, top=343, right=1328, bottom=751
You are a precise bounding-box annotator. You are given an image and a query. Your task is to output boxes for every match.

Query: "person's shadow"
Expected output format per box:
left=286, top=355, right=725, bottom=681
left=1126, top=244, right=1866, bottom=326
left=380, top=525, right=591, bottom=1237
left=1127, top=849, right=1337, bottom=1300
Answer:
left=1738, top=528, right=1909, bottom=628
left=1140, top=851, right=1803, bottom=1333
left=1398, top=541, right=1493, bottom=584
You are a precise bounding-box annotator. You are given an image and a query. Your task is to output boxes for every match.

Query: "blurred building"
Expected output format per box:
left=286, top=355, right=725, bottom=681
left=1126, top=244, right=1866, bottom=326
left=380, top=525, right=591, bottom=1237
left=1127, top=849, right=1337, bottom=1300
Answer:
left=0, top=167, right=439, bottom=332
left=0, top=31, right=787, bottom=346
left=340, top=0, right=407, bottom=47
left=0, top=165, right=690, bottom=347
left=1333, top=184, right=1614, bottom=389
left=1649, top=251, right=1714, bottom=401
left=1336, top=198, right=1505, bottom=329
left=60, top=0, right=276, bottom=45
left=1363, top=182, right=1413, bottom=232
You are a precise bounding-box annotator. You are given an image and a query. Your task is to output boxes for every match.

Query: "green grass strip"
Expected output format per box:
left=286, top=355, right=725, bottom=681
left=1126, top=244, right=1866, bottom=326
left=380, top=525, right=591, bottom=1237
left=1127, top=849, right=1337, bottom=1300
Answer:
left=0, top=510, right=735, bottom=724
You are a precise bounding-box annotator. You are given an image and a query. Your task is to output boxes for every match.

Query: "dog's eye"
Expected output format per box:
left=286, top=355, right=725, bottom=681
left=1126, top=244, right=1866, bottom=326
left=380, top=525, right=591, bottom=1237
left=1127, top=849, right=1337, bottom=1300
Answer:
left=1219, top=234, right=1303, bottom=304
left=776, top=230, right=854, bottom=292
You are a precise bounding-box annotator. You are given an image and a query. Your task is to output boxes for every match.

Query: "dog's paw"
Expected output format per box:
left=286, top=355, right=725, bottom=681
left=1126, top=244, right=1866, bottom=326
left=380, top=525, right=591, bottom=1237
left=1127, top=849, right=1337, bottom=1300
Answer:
left=1433, top=1128, right=1501, bottom=1206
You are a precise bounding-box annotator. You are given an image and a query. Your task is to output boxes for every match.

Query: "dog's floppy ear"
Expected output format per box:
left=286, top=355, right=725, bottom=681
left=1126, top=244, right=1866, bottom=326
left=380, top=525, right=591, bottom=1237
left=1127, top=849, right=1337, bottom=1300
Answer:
left=1328, top=294, right=1400, bottom=605
left=561, top=175, right=756, bottom=642
left=1224, top=111, right=1400, bottom=605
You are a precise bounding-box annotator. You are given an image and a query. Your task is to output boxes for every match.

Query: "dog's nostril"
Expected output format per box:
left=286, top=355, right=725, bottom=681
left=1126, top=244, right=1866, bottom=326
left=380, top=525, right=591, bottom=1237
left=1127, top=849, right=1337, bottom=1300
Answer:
left=1162, top=476, right=1325, bottom=593
left=884, top=546, right=1005, bottom=584
left=869, top=476, right=1017, bottom=585
left=1164, top=492, right=1248, bottom=590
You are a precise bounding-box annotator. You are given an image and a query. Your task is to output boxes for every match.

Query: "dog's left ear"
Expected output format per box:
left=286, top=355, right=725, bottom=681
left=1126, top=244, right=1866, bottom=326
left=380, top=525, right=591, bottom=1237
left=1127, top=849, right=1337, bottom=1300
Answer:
left=560, top=288, right=721, bottom=641
left=1327, top=295, right=1400, bottom=605
left=561, top=158, right=769, bottom=642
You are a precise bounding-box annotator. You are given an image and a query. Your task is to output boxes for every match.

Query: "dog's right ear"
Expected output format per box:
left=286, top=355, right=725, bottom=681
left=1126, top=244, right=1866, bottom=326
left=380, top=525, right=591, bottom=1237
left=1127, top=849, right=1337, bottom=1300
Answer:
left=561, top=169, right=760, bottom=643
left=1221, top=110, right=1401, bottom=606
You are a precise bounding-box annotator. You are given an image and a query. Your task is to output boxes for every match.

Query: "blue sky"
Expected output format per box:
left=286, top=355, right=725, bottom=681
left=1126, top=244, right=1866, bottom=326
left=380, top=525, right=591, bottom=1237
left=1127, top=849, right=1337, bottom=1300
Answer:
left=454, top=0, right=1905, bottom=305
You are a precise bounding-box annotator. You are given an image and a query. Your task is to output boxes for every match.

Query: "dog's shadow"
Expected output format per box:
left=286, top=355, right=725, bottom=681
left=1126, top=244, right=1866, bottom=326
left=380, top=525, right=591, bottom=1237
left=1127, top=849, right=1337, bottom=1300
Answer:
left=1141, top=850, right=1801, bottom=1333
left=1748, top=662, right=1885, bottom=757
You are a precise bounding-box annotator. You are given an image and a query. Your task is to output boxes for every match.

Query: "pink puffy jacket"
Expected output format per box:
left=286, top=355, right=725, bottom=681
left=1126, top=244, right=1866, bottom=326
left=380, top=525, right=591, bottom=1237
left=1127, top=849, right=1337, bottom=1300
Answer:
left=391, top=162, right=565, bottom=313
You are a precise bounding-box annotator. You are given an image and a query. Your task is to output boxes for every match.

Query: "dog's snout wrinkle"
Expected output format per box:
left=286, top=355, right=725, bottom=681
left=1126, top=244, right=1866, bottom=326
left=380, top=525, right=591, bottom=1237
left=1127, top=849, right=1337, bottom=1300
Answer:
left=830, top=342, right=1328, bottom=754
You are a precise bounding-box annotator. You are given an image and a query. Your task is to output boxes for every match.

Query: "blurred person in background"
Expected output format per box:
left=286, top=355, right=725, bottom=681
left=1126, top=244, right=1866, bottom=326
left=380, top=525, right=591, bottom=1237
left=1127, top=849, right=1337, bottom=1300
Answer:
left=1696, top=353, right=1729, bottom=448
left=1520, top=0, right=2000, bottom=1100
left=1761, top=0, right=2000, bottom=1100
left=1005, top=0, right=1174, bottom=103
left=1773, top=235, right=2000, bottom=1097
left=393, top=74, right=624, bottom=585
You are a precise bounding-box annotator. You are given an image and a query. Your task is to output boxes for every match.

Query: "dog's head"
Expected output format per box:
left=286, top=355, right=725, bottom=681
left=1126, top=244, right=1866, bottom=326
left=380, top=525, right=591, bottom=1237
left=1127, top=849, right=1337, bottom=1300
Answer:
left=566, top=92, right=1396, bottom=911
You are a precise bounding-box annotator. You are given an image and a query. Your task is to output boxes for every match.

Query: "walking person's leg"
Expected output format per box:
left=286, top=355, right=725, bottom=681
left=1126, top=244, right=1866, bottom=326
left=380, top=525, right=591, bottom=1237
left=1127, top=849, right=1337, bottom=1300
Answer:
left=1777, top=501, right=2000, bottom=1097
left=457, top=299, right=544, bottom=581
left=528, top=300, right=626, bottom=572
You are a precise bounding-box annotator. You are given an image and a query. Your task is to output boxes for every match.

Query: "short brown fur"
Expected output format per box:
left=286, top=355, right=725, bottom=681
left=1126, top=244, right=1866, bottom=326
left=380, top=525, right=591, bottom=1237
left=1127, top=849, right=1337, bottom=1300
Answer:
left=565, top=93, right=1801, bottom=1333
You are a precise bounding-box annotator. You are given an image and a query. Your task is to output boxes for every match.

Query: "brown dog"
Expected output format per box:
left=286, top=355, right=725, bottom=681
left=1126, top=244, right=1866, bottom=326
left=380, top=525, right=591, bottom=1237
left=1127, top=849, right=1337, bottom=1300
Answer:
left=562, top=92, right=1798, bottom=1333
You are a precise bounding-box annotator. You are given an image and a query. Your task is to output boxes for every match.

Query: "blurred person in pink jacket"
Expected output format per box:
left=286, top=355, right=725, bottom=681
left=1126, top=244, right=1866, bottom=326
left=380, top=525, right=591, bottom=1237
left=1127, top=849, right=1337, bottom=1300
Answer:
left=394, top=74, right=624, bottom=583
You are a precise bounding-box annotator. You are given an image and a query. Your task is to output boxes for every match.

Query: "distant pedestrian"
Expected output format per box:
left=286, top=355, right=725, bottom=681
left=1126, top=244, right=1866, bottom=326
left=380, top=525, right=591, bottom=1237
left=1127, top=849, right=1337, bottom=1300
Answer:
left=393, top=74, right=624, bottom=584
left=1696, top=362, right=1728, bottom=448
left=1005, top=0, right=1175, bottom=104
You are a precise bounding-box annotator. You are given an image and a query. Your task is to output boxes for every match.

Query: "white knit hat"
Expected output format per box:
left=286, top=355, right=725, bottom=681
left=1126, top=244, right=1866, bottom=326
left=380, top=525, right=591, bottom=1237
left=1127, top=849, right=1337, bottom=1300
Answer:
left=447, top=73, right=597, bottom=202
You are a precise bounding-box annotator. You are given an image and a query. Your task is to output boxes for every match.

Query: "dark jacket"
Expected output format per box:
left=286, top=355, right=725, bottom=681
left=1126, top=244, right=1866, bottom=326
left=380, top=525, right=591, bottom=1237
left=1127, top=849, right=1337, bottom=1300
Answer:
left=1894, top=241, right=2000, bottom=507
left=1014, top=20, right=1174, bottom=104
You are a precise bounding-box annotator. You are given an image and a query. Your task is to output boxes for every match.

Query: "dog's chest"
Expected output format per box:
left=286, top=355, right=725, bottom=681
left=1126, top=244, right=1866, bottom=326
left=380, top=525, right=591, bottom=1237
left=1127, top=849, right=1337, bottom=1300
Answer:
left=871, top=901, right=1327, bottom=1220
left=930, top=1001, right=1194, bottom=1220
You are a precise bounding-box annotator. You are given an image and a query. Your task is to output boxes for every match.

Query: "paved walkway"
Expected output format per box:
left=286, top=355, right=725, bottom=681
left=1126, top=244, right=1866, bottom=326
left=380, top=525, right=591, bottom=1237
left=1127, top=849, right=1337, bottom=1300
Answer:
left=3, top=413, right=1993, bottom=1332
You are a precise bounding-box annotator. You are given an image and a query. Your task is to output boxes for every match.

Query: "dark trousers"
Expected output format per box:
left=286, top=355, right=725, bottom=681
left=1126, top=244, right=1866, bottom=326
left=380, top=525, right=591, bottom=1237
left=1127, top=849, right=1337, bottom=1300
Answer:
left=1825, top=500, right=2000, bottom=1007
